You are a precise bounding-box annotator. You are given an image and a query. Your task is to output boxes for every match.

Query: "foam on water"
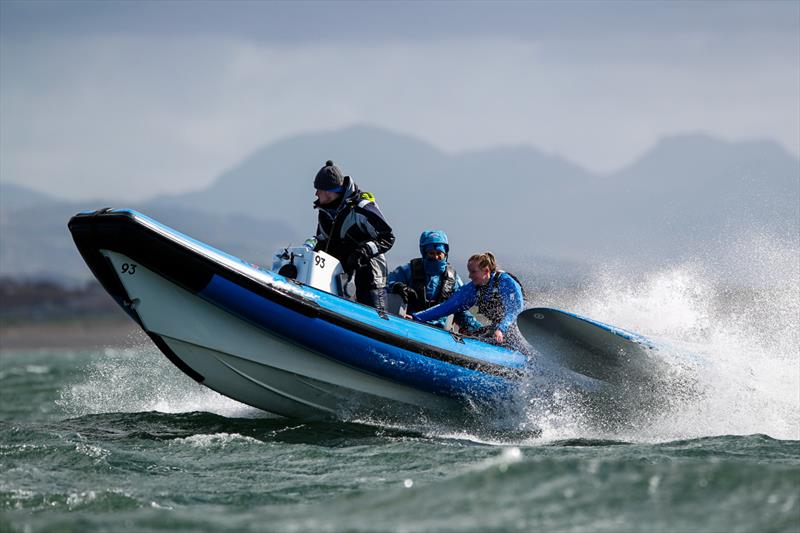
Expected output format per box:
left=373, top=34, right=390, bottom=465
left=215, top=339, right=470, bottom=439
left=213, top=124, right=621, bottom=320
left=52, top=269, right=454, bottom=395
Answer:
left=57, top=341, right=259, bottom=419
left=527, top=232, right=800, bottom=442
left=171, top=432, right=263, bottom=448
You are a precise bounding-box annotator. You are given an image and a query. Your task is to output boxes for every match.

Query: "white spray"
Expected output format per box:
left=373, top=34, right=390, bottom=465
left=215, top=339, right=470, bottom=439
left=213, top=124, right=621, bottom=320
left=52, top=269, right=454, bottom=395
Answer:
left=529, top=232, right=799, bottom=442
left=57, top=341, right=259, bottom=419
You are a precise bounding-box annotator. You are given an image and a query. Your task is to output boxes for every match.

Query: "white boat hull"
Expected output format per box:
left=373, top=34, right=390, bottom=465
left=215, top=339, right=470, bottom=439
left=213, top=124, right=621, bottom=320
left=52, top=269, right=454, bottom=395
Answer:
left=103, top=250, right=460, bottom=419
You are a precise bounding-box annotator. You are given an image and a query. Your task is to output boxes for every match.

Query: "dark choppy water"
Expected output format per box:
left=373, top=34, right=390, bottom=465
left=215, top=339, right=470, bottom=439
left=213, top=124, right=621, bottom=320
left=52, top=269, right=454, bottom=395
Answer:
left=3, top=254, right=800, bottom=532
left=1, top=345, right=798, bottom=533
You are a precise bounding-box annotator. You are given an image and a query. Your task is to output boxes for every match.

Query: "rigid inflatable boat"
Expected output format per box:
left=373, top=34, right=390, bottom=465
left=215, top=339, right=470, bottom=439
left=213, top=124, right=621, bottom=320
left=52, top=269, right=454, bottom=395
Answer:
left=68, top=209, right=663, bottom=422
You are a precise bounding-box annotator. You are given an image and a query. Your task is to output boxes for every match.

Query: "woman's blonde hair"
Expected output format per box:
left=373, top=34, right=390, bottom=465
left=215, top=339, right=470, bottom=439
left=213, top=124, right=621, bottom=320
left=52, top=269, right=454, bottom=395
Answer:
left=468, top=251, right=497, bottom=272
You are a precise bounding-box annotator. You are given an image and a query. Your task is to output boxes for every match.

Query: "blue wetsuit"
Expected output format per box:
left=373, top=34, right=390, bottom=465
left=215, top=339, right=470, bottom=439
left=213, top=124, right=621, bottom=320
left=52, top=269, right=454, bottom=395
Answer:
left=413, top=271, right=527, bottom=352
left=388, top=263, right=481, bottom=330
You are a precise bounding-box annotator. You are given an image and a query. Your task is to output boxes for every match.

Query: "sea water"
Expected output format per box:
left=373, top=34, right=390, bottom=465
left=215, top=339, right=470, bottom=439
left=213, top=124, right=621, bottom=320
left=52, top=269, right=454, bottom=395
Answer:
left=1, top=234, right=798, bottom=532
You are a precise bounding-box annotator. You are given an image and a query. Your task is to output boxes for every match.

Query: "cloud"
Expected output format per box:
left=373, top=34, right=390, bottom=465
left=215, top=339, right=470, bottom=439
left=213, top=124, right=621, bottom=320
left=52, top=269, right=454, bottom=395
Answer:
left=1, top=4, right=797, bottom=201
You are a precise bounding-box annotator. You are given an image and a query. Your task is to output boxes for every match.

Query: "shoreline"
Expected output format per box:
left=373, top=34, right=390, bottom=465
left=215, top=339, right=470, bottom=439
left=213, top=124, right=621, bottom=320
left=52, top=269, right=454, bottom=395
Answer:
left=0, top=317, right=146, bottom=351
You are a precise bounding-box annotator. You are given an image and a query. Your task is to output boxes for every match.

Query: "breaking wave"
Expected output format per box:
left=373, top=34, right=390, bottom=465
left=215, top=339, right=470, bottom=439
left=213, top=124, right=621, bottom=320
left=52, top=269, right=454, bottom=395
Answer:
left=526, top=232, right=799, bottom=442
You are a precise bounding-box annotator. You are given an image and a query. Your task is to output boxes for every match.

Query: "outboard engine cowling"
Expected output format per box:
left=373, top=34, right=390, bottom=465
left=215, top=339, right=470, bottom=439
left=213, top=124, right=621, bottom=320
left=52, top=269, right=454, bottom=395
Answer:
left=271, top=246, right=349, bottom=297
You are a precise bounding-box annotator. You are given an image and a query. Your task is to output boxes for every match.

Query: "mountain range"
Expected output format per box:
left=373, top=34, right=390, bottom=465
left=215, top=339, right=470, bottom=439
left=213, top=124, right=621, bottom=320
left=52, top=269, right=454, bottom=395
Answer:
left=2, top=125, right=798, bottom=282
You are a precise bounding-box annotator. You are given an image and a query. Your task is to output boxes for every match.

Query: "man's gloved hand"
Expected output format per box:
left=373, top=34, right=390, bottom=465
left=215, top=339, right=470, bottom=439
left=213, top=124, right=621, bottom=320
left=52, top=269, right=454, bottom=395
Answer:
left=346, top=247, right=370, bottom=272
left=391, top=283, right=418, bottom=304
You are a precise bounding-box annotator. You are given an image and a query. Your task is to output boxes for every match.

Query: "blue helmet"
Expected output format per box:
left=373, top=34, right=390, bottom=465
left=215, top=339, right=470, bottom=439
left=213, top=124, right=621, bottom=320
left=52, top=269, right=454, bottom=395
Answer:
left=419, top=230, right=449, bottom=257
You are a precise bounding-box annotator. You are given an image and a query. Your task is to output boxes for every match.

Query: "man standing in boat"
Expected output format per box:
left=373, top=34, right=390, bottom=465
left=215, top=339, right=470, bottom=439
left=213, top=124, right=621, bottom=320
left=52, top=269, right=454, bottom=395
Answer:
left=310, top=160, right=395, bottom=312
left=388, top=230, right=482, bottom=331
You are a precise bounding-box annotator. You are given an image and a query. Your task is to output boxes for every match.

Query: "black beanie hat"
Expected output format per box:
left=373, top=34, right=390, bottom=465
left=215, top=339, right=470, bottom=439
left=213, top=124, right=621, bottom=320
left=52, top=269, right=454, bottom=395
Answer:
left=314, top=160, right=345, bottom=191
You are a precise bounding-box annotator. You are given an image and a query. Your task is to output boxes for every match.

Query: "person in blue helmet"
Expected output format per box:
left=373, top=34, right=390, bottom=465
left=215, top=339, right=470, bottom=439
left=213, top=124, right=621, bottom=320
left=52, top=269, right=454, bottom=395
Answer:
left=388, top=230, right=482, bottom=331
left=412, top=251, right=529, bottom=353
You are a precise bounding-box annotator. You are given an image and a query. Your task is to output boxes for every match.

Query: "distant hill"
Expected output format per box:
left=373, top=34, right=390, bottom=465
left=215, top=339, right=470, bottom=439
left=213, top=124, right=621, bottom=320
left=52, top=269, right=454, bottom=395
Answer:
left=0, top=276, right=120, bottom=321
left=0, top=182, right=57, bottom=213
left=150, top=125, right=799, bottom=266
left=149, top=125, right=601, bottom=264
left=579, top=133, right=800, bottom=262
left=2, top=126, right=798, bottom=281
left=0, top=194, right=300, bottom=280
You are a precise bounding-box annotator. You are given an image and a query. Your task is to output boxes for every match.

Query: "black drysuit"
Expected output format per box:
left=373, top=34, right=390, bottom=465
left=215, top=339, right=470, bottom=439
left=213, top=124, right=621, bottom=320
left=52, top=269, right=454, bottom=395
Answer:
left=313, top=177, right=395, bottom=311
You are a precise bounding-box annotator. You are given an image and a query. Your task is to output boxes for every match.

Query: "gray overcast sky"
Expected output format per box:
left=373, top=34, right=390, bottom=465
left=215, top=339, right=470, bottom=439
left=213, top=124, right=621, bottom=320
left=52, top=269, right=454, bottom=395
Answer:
left=1, top=0, right=798, bottom=201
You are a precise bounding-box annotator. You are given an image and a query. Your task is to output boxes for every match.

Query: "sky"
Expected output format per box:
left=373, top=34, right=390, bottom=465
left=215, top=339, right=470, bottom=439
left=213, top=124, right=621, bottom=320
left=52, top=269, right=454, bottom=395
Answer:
left=1, top=0, right=798, bottom=201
